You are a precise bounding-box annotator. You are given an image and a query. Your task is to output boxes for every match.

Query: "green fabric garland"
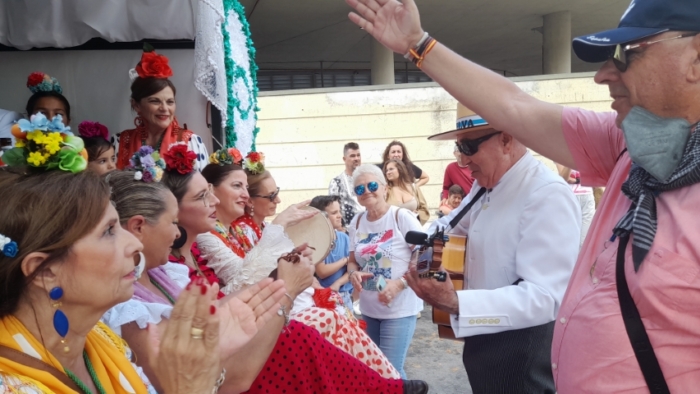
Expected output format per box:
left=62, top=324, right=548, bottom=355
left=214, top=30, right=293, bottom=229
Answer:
left=222, top=0, right=260, bottom=152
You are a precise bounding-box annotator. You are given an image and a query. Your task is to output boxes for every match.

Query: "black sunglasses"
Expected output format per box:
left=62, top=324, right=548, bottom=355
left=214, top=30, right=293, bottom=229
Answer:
left=456, top=132, right=501, bottom=156
left=611, top=32, right=698, bottom=72
left=251, top=187, right=280, bottom=202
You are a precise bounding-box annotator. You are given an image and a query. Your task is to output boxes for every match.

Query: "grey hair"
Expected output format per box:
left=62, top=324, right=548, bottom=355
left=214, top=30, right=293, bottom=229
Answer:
left=352, top=164, right=386, bottom=186
left=106, top=170, right=171, bottom=225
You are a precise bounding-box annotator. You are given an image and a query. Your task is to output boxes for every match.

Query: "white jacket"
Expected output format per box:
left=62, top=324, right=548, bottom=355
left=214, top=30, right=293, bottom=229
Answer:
left=429, top=152, right=580, bottom=337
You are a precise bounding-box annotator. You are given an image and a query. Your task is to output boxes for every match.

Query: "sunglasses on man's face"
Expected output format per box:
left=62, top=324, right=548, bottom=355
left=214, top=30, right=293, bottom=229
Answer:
left=251, top=187, right=280, bottom=202
left=611, top=32, right=698, bottom=72
left=456, top=132, right=501, bottom=156
left=354, top=181, right=379, bottom=196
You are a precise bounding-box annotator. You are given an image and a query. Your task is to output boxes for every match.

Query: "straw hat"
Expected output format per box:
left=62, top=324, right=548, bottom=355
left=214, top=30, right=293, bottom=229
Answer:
left=428, top=103, right=497, bottom=141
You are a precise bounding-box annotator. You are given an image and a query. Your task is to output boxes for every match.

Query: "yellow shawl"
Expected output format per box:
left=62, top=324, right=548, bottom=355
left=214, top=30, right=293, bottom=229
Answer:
left=0, top=315, right=149, bottom=393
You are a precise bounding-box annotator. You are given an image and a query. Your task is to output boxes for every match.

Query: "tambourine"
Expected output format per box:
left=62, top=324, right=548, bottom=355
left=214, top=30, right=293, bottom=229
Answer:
left=285, top=206, right=336, bottom=264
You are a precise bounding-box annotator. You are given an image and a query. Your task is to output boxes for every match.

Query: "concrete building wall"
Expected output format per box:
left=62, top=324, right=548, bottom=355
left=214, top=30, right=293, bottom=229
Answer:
left=256, top=72, right=612, bottom=219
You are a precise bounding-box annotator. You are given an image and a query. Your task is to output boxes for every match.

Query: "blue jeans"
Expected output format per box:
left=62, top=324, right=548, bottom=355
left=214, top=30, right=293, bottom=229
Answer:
left=363, top=314, right=417, bottom=379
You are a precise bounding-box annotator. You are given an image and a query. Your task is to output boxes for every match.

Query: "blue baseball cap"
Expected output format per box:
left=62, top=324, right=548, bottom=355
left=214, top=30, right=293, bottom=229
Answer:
left=573, top=0, right=700, bottom=63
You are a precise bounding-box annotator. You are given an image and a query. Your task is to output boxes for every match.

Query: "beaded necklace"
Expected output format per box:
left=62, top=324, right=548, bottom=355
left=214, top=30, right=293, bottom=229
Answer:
left=140, top=129, right=165, bottom=152
left=150, top=276, right=176, bottom=305
left=64, top=351, right=107, bottom=394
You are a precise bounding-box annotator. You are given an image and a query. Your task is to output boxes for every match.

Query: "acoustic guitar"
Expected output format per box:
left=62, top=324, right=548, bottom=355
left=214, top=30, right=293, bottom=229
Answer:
left=429, top=234, right=468, bottom=341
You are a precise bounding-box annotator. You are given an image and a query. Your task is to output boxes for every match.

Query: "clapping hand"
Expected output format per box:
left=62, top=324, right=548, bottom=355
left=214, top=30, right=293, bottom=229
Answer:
left=217, top=278, right=287, bottom=361
left=147, top=281, right=221, bottom=394
left=345, top=0, right=425, bottom=54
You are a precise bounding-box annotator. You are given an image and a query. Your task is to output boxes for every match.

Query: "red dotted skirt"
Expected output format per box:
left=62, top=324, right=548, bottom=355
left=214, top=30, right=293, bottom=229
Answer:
left=244, top=321, right=404, bottom=393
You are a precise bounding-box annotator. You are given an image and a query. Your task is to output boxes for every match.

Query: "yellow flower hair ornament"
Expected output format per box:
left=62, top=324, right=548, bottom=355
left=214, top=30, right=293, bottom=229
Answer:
left=3, top=113, right=87, bottom=173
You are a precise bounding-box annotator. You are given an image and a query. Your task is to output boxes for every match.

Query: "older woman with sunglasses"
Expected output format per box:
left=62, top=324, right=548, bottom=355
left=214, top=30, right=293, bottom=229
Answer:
left=347, top=164, right=423, bottom=379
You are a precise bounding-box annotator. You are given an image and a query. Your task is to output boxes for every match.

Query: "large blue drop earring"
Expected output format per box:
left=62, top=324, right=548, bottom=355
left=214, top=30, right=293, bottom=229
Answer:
left=49, top=286, right=70, bottom=353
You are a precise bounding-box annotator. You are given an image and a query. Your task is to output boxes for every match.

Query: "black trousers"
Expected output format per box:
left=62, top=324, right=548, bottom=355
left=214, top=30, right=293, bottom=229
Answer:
left=462, top=322, right=556, bottom=394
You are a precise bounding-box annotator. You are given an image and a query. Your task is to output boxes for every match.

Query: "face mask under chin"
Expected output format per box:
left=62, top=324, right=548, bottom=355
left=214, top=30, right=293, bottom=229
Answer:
left=621, top=106, right=691, bottom=182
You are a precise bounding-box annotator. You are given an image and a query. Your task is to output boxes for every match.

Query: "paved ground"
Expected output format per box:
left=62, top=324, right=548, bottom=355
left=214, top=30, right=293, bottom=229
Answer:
left=404, top=305, right=472, bottom=394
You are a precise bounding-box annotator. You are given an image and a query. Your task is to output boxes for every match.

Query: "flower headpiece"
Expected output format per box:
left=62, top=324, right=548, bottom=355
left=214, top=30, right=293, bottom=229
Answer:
left=163, top=142, right=196, bottom=174
left=27, top=72, right=63, bottom=94
left=243, top=151, right=265, bottom=175
left=78, top=121, right=110, bottom=142
left=0, top=234, right=18, bottom=258
left=3, top=113, right=87, bottom=173
left=209, top=147, right=243, bottom=166
left=130, top=43, right=173, bottom=81
left=128, top=145, right=166, bottom=182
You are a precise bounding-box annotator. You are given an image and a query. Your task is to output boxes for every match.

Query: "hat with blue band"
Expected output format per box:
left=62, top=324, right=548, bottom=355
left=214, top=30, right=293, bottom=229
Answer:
left=428, top=102, right=497, bottom=141
left=573, top=0, right=700, bottom=63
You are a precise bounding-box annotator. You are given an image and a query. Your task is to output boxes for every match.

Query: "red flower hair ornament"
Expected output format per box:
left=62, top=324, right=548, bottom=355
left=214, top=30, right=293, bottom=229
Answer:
left=133, top=43, right=173, bottom=80
left=163, top=142, right=196, bottom=174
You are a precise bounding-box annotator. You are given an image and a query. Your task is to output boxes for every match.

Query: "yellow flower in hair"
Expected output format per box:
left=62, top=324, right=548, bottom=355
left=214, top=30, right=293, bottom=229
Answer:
left=209, top=153, right=220, bottom=165
left=14, top=139, right=26, bottom=148
left=27, top=151, right=48, bottom=166
left=26, top=130, right=46, bottom=144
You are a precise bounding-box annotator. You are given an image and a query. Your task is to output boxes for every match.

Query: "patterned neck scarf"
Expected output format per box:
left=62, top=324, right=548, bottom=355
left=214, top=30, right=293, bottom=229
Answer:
left=613, top=123, right=700, bottom=271
left=0, top=315, right=148, bottom=393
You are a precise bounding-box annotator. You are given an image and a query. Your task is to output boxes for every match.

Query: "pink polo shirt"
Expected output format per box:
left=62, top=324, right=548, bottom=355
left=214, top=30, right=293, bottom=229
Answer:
left=553, top=107, right=700, bottom=393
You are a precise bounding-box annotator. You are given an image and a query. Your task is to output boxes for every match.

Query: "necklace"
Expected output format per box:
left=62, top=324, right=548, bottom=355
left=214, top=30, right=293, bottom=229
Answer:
left=64, top=351, right=107, bottom=394
left=140, top=126, right=166, bottom=152
left=150, top=276, right=176, bottom=305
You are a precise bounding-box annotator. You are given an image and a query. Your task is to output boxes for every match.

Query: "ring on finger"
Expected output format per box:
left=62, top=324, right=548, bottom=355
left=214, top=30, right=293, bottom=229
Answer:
left=190, top=327, right=204, bottom=339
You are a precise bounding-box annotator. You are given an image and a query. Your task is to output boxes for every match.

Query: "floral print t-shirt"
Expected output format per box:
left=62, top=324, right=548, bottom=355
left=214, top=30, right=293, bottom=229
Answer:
left=348, top=206, right=424, bottom=319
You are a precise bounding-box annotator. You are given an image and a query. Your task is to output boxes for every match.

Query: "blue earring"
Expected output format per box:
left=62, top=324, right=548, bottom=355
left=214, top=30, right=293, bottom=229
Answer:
left=49, top=287, right=70, bottom=353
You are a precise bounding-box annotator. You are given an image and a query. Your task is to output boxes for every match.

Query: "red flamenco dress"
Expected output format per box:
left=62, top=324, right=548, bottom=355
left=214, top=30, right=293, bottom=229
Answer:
left=229, top=214, right=400, bottom=379
left=174, top=238, right=405, bottom=392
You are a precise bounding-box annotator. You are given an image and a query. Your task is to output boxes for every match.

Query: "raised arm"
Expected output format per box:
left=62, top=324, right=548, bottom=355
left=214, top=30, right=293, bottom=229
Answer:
left=346, top=0, right=574, bottom=167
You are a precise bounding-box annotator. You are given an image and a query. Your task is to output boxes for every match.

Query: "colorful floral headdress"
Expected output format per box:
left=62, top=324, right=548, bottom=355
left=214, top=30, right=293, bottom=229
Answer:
left=0, top=233, right=18, bottom=258
left=163, top=142, right=196, bottom=174
left=209, top=147, right=243, bottom=166
left=128, top=145, right=166, bottom=182
left=78, top=121, right=110, bottom=142
left=27, top=72, right=63, bottom=94
left=3, top=113, right=87, bottom=173
left=243, top=152, right=265, bottom=175
left=129, top=43, right=173, bottom=81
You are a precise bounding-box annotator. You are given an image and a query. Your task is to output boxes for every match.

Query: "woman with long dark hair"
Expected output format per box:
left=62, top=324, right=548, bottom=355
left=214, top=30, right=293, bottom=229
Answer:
left=379, top=140, right=429, bottom=187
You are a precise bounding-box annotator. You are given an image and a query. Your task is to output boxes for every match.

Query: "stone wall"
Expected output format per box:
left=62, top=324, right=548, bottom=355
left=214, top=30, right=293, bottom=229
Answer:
left=256, top=72, right=612, bottom=219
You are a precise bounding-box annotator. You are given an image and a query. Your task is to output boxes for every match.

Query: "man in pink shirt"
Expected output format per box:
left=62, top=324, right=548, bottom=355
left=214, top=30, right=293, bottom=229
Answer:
left=346, top=0, right=700, bottom=392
